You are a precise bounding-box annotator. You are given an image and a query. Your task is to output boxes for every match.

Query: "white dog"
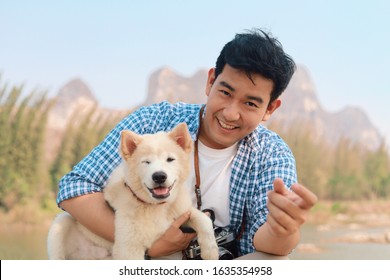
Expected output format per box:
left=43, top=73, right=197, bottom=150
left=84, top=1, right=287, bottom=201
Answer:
left=47, top=123, right=219, bottom=260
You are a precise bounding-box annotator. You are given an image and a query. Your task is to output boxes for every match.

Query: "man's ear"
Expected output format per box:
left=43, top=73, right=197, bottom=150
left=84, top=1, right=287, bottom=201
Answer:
left=169, top=123, right=193, bottom=153
left=205, top=67, right=216, bottom=97
left=262, top=99, right=282, bottom=122
left=120, top=130, right=142, bottom=160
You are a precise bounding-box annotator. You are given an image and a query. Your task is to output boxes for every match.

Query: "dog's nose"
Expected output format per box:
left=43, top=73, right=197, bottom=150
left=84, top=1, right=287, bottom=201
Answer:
left=152, top=171, right=167, bottom=184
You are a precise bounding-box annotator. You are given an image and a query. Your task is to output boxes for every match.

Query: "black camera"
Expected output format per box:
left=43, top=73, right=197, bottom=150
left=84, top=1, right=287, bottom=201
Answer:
left=181, top=210, right=237, bottom=260
left=183, top=226, right=236, bottom=260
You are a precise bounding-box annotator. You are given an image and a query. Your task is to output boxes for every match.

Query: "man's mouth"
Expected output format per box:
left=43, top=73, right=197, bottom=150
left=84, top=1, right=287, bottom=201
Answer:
left=218, top=119, right=237, bottom=130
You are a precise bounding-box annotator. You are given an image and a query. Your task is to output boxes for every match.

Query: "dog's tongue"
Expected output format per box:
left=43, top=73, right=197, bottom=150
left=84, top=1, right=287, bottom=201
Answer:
left=152, top=186, right=170, bottom=196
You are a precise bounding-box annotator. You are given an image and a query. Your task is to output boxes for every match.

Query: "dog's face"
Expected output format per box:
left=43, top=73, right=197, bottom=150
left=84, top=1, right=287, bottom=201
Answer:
left=119, top=123, right=193, bottom=204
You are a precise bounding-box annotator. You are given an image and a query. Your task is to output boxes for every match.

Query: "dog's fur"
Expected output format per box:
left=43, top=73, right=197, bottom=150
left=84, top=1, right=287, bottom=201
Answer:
left=47, top=123, right=218, bottom=260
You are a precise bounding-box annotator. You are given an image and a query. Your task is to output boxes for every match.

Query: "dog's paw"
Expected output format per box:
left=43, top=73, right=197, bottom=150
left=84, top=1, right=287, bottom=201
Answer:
left=200, top=243, right=219, bottom=260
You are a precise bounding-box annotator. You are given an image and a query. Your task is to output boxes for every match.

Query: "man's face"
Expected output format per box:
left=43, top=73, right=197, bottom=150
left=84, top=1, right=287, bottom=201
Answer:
left=199, top=64, right=281, bottom=149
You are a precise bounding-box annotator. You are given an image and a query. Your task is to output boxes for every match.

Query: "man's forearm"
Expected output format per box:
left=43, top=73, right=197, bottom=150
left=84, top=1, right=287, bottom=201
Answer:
left=59, top=192, right=115, bottom=242
left=253, top=222, right=300, bottom=256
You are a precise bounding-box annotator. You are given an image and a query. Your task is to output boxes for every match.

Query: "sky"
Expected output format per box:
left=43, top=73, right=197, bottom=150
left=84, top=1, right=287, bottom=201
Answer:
left=1, top=0, right=389, bottom=144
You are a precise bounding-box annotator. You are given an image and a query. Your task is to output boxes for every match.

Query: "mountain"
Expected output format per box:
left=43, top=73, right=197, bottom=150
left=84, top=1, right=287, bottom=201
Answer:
left=143, top=67, right=208, bottom=106
left=47, top=78, right=98, bottom=129
left=45, top=66, right=383, bottom=163
left=45, top=78, right=128, bottom=163
left=268, top=66, right=382, bottom=150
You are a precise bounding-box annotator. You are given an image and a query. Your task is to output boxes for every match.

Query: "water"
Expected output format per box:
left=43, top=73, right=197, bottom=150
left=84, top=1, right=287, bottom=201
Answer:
left=0, top=227, right=49, bottom=260
left=1, top=224, right=389, bottom=260
left=290, top=224, right=390, bottom=260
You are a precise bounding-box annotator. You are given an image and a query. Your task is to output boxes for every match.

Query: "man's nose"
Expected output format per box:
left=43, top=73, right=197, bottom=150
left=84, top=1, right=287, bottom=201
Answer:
left=223, top=103, right=240, bottom=121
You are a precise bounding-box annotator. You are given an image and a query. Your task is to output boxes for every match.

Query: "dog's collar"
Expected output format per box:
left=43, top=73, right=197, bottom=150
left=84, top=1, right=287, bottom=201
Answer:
left=124, top=182, right=166, bottom=205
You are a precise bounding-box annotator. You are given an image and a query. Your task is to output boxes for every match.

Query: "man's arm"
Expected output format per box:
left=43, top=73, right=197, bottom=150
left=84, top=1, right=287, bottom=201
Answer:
left=60, top=192, right=116, bottom=242
left=253, top=178, right=317, bottom=256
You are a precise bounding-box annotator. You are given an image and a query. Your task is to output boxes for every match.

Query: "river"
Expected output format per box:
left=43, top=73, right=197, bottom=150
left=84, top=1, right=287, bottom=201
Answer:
left=290, top=224, right=390, bottom=260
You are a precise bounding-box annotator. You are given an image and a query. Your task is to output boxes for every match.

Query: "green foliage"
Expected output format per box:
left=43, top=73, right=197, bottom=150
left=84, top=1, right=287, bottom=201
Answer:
left=269, top=121, right=390, bottom=200
left=330, top=201, right=348, bottom=214
left=0, top=78, right=124, bottom=211
left=0, top=79, right=52, bottom=210
left=363, top=141, right=390, bottom=198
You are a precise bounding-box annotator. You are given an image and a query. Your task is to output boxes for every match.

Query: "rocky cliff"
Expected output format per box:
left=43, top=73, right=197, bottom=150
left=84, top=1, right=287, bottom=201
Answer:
left=143, top=67, right=208, bottom=106
left=269, top=65, right=382, bottom=150
left=45, top=78, right=128, bottom=163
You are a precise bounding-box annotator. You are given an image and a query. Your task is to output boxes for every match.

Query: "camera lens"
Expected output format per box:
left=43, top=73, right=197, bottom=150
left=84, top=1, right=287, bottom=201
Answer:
left=218, top=247, right=234, bottom=260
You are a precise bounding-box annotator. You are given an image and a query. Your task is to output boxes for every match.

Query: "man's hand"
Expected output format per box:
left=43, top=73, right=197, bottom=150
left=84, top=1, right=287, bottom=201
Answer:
left=266, top=178, right=318, bottom=237
left=147, top=211, right=197, bottom=258
left=254, top=178, right=317, bottom=255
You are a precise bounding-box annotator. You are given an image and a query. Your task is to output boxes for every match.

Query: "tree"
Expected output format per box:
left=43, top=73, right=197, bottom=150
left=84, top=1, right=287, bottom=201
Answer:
left=0, top=80, right=51, bottom=210
left=364, top=140, right=390, bottom=198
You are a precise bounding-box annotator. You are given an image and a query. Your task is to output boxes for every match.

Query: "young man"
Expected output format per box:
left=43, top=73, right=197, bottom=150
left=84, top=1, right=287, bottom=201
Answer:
left=57, top=29, right=317, bottom=258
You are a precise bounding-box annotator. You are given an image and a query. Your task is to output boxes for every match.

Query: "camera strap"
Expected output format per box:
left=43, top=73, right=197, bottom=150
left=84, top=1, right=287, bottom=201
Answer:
left=181, top=106, right=204, bottom=260
left=193, top=105, right=205, bottom=210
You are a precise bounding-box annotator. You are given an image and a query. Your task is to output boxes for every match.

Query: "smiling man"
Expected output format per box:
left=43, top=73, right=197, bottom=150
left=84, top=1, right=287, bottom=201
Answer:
left=200, top=65, right=279, bottom=149
left=57, top=28, right=317, bottom=259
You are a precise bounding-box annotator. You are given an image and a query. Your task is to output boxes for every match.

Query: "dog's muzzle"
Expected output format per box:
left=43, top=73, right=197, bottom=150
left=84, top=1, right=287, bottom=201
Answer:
left=147, top=171, right=175, bottom=199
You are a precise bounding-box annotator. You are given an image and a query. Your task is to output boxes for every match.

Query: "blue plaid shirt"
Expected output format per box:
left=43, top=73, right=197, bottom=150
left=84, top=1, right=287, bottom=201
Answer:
left=57, top=101, right=297, bottom=256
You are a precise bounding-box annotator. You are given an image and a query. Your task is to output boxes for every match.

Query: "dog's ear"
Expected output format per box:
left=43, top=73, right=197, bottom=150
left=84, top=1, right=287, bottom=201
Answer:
left=120, top=130, right=142, bottom=159
left=169, top=123, right=193, bottom=153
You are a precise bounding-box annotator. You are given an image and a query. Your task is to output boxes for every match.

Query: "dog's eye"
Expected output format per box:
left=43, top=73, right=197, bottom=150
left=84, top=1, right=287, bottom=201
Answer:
left=142, top=160, right=151, bottom=164
left=167, top=157, right=175, bottom=162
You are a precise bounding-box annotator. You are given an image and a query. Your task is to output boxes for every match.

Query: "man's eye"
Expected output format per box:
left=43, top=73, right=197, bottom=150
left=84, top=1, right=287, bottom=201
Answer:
left=220, top=90, right=230, bottom=96
left=142, top=160, right=151, bottom=164
left=246, top=102, right=258, bottom=108
left=167, top=157, right=175, bottom=162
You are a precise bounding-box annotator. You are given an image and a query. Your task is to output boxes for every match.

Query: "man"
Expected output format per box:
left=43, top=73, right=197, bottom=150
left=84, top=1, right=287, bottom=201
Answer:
left=57, top=29, right=317, bottom=258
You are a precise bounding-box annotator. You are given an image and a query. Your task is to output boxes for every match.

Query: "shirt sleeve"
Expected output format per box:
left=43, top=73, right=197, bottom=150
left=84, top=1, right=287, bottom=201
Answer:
left=248, top=137, right=298, bottom=244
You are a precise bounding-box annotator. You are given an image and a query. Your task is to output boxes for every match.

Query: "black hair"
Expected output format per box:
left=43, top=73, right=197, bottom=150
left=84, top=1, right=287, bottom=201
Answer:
left=215, top=29, right=296, bottom=103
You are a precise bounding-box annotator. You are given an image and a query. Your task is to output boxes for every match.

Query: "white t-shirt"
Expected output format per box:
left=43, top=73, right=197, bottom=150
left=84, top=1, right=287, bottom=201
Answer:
left=187, top=140, right=238, bottom=227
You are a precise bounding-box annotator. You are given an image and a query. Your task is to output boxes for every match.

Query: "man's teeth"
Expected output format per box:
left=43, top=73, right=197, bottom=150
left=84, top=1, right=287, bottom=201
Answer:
left=218, top=120, right=235, bottom=129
